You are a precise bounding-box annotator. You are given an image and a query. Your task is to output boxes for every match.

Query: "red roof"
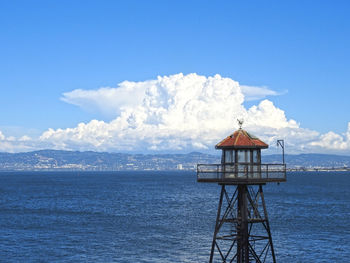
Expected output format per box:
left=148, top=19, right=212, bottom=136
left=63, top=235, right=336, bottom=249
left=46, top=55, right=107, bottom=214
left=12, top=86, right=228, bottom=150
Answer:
left=216, top=129, right=268, bottom=149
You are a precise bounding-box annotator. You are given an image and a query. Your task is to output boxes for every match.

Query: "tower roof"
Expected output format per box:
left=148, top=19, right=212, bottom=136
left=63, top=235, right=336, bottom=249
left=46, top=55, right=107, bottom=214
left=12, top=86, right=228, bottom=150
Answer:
left=215, top=129, right=268, bottom=149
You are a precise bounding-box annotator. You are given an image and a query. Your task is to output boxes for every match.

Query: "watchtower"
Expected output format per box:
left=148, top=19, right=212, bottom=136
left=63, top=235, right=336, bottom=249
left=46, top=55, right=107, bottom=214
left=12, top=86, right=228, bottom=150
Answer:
left=197, top=124, right=286, bottom=263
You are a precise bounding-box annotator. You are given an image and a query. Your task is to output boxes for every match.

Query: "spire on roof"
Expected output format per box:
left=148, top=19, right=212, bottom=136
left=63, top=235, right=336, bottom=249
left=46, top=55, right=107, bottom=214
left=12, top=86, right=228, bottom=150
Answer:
left=237, top=118, right=244, bottom=130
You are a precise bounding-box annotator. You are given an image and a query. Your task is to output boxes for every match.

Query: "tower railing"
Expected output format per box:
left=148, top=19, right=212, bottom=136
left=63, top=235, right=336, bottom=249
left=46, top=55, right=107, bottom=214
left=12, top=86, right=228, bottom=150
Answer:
left=197, top=163, right=286, bottom=183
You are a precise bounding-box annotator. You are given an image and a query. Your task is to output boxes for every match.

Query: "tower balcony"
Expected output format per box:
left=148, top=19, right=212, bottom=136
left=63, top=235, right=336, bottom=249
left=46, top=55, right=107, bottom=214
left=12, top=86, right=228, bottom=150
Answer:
left=197, top=163, right=286, bottom=184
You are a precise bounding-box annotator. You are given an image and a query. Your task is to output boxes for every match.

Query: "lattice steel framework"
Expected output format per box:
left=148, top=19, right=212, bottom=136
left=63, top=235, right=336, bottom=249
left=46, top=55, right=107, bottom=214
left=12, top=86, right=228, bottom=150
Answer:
left=209, top=184, right=276, bottom=263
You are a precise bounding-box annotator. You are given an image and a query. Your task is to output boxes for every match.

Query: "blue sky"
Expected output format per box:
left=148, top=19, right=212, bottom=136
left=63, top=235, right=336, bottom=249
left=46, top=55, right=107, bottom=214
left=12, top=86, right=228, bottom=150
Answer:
left=0, top=1, right=350, bottom=153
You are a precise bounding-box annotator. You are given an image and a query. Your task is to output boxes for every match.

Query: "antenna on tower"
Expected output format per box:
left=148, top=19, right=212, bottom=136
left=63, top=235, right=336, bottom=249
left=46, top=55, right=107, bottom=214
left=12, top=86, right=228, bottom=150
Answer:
left=237, top=118, right=244, bottom=129
left=277, top=139, right=285, bottom=164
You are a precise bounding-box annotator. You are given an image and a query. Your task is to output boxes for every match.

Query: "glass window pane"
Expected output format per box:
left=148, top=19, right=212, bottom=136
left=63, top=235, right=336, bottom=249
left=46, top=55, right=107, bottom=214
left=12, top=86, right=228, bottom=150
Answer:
left=225, top=150, right=233, bottom=163
left=252, top=150, right=258, bottom=163
left=237, top=150, right=247, bottom=163
left=238, top=164, right=248, bottom=177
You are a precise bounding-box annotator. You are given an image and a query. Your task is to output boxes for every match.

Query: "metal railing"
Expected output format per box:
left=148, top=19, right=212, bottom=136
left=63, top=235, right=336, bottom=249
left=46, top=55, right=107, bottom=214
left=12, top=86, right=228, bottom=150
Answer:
left=197, top=163, right=286, bottom=182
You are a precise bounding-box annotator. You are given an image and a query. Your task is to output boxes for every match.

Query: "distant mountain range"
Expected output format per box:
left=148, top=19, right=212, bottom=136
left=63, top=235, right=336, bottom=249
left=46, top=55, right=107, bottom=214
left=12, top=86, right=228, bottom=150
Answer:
left=0, top=150, right=350, bottom=171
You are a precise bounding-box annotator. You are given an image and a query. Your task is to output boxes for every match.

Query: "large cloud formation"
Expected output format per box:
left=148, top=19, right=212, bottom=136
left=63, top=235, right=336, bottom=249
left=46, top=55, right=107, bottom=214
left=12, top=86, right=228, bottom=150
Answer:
left=1, top=73, right=350, bottom=153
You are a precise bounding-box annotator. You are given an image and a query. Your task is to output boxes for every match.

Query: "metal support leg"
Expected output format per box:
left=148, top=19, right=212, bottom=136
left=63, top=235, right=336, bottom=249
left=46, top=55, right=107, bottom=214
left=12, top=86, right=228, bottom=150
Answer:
left=259, top=185, right=276, bottom=263
left=209, top=185, right=225, bottom=263
left=237, top=185, right=249, bottom=263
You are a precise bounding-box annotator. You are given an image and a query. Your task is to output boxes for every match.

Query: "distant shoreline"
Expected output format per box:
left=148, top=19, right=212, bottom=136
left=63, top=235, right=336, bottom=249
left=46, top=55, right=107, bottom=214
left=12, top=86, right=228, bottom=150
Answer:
left=1, top=150, right=350, bottom=172
left=0, top=168, right=349, bottom=173
left=287, top=168, right=350, bottom=172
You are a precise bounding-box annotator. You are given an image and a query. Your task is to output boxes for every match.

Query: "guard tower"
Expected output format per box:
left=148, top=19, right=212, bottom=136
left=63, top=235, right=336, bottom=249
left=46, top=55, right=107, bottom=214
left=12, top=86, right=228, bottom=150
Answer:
left=197, top=123, right=286, bottom=263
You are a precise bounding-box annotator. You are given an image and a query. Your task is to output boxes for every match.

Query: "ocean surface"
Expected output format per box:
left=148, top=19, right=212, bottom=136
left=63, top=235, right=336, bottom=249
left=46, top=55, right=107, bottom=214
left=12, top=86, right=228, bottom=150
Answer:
left=0, top=171, right=349, bottom=262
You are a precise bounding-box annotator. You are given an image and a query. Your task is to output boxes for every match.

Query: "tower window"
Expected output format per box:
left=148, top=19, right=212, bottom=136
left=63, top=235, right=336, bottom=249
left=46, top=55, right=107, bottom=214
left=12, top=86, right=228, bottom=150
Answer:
left=237, top=150, right=248, bottom=163
left=224, top=150, right=234, bottom=163
left=252, top=150, right=258, bottom=163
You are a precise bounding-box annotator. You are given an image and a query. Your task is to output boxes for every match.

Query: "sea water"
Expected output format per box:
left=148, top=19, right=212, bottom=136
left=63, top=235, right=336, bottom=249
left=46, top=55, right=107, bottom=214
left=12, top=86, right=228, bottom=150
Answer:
left=0, top=171, right=349, bottom=262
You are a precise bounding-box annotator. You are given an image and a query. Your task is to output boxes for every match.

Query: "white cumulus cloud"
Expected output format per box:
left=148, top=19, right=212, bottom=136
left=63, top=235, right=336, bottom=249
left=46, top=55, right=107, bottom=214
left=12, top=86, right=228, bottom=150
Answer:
left=309, top=122, right=350, bottom=151
left=38, top=73, right=327, bottom=153
left=62, top=77, right=282, bottom=117
left=0, top=131, right=5, bottom=141
left=240, top=85, right=285, bottom=101
left=0, top=130, right=36, bottom=153
left=1, top=73, right=350, bottom=154
left=61, top=82, right=147, bottom=117
left=43, top=73, right=247, bottom=151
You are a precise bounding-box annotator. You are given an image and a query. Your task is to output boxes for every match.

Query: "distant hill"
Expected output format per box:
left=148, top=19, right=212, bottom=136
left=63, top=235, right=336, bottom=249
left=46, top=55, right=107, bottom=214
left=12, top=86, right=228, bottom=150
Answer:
left=0, top=150, right=349, bottom=171
left=262, top=154, right=350, bottom=168
left=0, top=150, right=219, bottom=171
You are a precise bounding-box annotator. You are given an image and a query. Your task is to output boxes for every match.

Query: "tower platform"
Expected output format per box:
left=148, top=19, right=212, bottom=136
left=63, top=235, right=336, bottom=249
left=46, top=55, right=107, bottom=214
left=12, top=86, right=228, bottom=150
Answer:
left=197, top=163, right=286, bottom=184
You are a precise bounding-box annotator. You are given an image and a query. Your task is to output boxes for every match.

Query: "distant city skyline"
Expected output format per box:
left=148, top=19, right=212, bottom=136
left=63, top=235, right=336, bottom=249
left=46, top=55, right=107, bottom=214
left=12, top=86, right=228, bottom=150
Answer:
left=0, top=1, right=349, bottom=154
